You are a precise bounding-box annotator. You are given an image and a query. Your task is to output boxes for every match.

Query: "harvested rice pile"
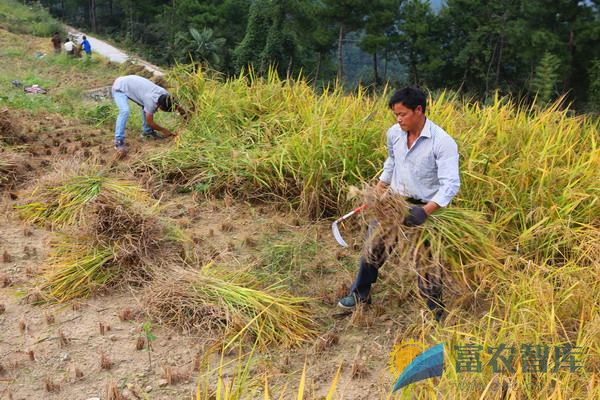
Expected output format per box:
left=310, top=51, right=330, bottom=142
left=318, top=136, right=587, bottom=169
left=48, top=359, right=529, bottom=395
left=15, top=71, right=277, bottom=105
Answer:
left=19, top=165, right=190, bottom=302
left=143, top=264, right=317, bottom=348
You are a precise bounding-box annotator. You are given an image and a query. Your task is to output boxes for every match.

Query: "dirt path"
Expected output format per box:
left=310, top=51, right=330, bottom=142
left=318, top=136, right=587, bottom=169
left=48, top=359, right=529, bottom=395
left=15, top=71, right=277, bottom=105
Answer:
left=65, top=25, right=164, bottom=77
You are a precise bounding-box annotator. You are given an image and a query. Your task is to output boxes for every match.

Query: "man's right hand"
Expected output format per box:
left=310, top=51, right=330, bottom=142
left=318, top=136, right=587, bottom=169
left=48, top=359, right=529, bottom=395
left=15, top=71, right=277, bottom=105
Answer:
left=375, top=180, right=389, bottom=198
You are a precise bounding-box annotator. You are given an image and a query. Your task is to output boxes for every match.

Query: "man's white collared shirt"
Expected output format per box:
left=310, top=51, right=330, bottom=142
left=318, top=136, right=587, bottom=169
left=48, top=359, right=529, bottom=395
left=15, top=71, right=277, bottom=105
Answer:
left=379, top=118, right=460, bottom=207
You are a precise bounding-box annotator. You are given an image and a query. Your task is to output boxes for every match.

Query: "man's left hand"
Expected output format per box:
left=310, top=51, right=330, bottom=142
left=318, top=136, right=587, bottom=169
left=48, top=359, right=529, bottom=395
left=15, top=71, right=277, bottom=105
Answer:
left=403, top=206, right=428, bottom=227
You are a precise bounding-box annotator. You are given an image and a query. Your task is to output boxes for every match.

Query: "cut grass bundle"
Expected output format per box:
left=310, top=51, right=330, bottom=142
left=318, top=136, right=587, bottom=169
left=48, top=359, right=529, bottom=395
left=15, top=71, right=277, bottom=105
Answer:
left=143, top=264, right=317, bottom=348
left=21, top=165, right=196, bottom=302
left=361, top=191, right=410, bottom=252
left=17, top=169, right=155, bottom=228
left=421, top=207, right=503, bottom=276
left=38, top=237, right=115, bottom=303
left=37, top=214, right=189, bottom=303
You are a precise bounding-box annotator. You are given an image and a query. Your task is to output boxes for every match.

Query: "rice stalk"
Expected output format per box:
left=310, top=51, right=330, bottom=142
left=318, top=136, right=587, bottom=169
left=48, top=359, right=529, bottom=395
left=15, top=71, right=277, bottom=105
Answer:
left=0, top=151, right=28, bottom=189
left=37, top=237, right=115, bottom=303
left=143, top=264, right=316, bottom=348
left=17, top=171, right=155, bottom=228
left=147, top=69, right=597, bottom=267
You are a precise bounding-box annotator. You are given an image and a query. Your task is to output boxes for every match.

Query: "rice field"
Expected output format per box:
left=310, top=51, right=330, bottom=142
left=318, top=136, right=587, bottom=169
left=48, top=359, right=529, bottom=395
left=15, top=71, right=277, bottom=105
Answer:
left=4, top=52, right=598, bottom=398
left=142, top=68, right=598, bottom=399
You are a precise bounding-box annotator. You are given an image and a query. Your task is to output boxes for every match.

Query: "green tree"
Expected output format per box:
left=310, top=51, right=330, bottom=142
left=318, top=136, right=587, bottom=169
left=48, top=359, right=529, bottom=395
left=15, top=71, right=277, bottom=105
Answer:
left=358, top=0, right=401, bottom=85
left=395, top=0, right=440, bottom=86
left=176, top=27, right=226, bottom=67
left=529, top=52, right=561, bottom=103
left=261, top=0, right=312, bottom=77
left=586, top=58, right=600, bottom=111
left=321, top=0, right=370, bottom=81
left=176, top=0, right=251, bottom=73
left=234, top=0, right=272, bottom=72
left=235, top=0, right=321, bottom=77
left=436, top=0, right=518, bottom=93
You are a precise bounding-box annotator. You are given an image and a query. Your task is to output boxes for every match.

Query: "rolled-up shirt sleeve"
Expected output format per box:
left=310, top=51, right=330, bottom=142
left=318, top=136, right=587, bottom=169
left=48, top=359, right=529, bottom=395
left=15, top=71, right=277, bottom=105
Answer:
left=379, top=129, right=395, bottom=184
left=430, top=136, right=460, bottom=207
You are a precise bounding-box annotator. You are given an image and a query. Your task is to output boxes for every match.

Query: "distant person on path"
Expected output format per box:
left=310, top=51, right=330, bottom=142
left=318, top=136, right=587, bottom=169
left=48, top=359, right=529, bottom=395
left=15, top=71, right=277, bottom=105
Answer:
left=63, top=37, right=75, bottom=56
left=51, top=32, right=61, bottom=54
left=111, top=75, right=187, bottom=152
left=81, top=35, right=92, bottom=57
left=337, top=86, right=460, bottom=322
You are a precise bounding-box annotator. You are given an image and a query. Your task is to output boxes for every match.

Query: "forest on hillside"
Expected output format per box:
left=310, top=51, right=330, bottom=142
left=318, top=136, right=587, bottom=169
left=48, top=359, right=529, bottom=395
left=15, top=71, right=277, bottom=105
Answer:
left=27, top=0, right=600, bottom=109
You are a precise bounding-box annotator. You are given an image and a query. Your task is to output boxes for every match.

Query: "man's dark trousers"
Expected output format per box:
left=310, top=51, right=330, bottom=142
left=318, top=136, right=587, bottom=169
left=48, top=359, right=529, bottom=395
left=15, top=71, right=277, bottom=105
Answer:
left=349, top=199, right=445, bottom=320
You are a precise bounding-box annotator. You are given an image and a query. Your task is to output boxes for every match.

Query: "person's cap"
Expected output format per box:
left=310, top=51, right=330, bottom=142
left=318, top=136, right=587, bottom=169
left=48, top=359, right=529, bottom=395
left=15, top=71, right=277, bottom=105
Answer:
left=158, top=94, right=175, bottom=112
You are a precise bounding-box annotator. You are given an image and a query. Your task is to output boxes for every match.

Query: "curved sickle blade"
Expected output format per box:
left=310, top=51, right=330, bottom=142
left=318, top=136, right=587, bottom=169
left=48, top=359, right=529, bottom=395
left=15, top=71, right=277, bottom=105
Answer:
left=331, top=204, right=367, bottom=247
left=332, top=220, right=349, bottom=247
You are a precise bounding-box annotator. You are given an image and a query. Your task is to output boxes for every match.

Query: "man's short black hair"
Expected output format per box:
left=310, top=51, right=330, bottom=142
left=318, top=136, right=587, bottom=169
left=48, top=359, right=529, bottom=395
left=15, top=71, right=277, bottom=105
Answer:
left=158, top=94, right=175, bottom=112
left=388, top=86, right=427, bottom=113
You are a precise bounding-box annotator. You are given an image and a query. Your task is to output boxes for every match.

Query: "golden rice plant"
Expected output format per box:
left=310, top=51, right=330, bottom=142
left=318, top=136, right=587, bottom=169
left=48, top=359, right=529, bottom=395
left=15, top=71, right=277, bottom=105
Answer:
left=144, top=263, right=317, bottom=348
left=17, top=169, right=155, bottom=228
left=196, top=361, right=343, bottom=400
left=37, top=236, right=116, bottom=302
left=145, top=66, right=387, bottom=216
left=143, top=69, right=598, bottom=398
left=419, top=207, right=504, bottom=288
left=152, top=69, right=597, bottom=267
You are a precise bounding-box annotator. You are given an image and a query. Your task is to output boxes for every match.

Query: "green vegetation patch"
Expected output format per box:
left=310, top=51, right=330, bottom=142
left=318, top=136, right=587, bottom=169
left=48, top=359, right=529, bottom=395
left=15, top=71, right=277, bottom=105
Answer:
left=0, top=0, right=62, bottom=37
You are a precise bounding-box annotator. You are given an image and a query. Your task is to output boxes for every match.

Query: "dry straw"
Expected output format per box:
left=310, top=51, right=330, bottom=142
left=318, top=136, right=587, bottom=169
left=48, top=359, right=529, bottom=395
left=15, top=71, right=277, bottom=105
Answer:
left=143, top=263, right=316, bottom=348
left=17, top=165, right=155, bottom=228
left=0, top=152, right=28, bottom=189
left=23, top=166, right=190, bottom=302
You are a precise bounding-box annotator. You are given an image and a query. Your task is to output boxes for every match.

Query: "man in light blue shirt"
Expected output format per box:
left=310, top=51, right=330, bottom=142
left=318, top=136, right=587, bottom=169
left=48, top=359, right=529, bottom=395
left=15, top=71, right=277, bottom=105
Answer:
left=338, top=86, right=460, bottom=321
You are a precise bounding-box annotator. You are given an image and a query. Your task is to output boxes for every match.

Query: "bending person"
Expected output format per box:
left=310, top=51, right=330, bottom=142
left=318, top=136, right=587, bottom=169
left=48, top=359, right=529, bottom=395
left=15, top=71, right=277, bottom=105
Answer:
left=111, top=75, right=186, bottom=152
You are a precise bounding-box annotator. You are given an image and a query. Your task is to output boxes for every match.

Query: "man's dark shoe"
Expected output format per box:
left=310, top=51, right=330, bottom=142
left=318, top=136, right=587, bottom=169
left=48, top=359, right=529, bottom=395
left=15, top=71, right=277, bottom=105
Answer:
left=426, top=298, right=445, bottom=322
left=114, top=138, right=126, bottom=150
left=141, top=130, right=164, bottom=140
left=337, top=293, right=371, bottom=310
